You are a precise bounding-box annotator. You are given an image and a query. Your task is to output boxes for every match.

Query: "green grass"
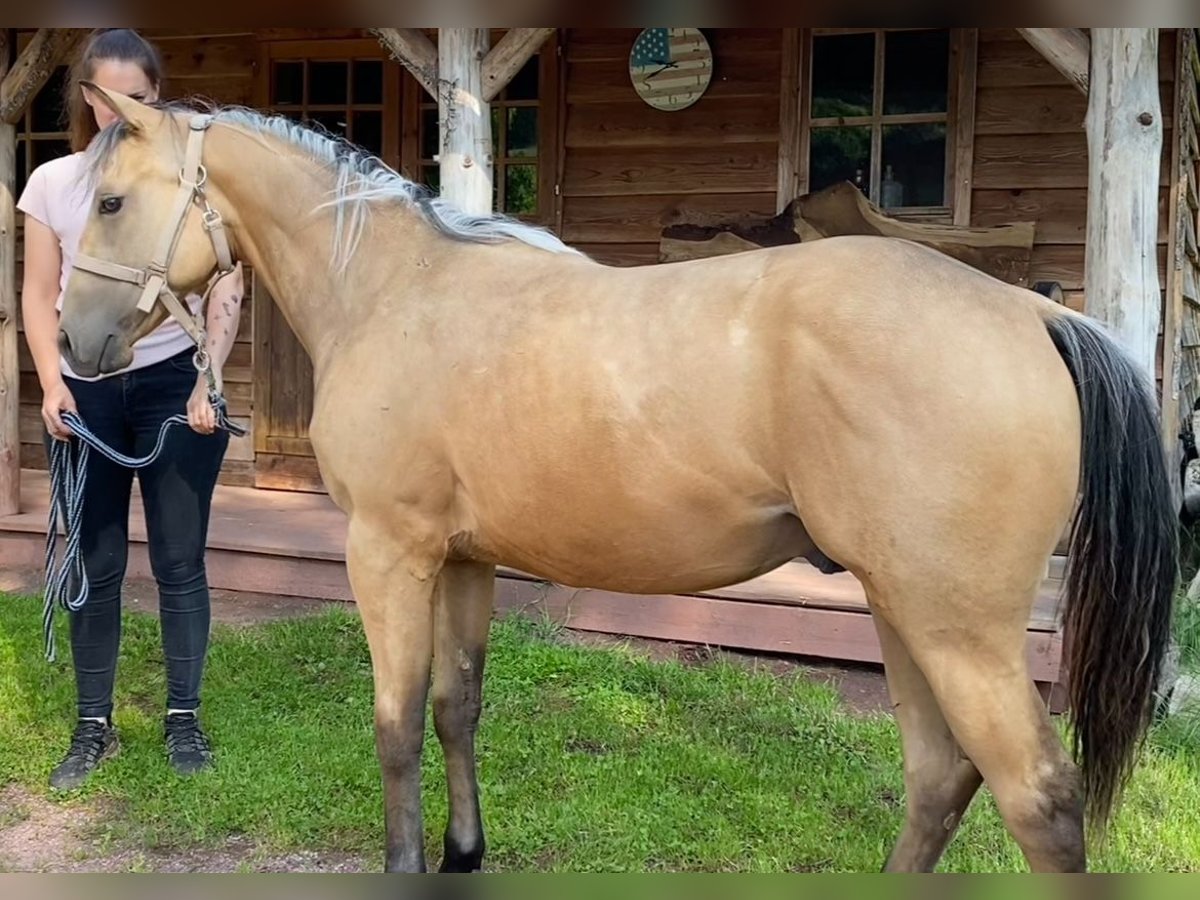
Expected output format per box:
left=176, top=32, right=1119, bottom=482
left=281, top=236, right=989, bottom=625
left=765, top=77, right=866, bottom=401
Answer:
left=1174, top=588, right=1200, bottom=671
left=1, top=593, right=1199, bottom=872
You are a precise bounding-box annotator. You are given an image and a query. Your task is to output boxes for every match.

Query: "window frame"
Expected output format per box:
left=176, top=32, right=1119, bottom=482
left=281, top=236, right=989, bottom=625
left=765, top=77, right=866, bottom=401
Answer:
left=797, top=27, right=973, bottom=223
left=257, top=38, right=402, bottom=172
left=11, top=38, right=70, bottom=197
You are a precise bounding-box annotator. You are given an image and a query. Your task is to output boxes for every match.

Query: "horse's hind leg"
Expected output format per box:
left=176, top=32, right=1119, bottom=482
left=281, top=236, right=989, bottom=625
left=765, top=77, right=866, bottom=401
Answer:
left=431, top=560, right=495, bottom=873
left=346, top=514, right=440, bottom=873
left=879, top=580, right=1085, bottom=873
left=873, top=615, right=983, bottom=872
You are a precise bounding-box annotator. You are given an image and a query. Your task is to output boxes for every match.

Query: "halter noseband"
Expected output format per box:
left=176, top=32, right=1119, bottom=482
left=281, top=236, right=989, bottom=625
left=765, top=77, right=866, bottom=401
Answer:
left=72, top=113, right=236, bottom=375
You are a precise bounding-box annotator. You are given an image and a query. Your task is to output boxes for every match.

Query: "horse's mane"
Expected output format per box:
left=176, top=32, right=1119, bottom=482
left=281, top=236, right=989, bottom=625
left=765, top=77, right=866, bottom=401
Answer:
left=84, top=98, right=583, bottom=275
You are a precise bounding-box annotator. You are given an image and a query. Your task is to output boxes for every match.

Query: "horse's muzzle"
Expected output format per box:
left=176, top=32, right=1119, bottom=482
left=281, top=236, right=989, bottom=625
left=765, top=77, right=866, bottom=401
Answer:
left=58, top=328, right=126, bottom=378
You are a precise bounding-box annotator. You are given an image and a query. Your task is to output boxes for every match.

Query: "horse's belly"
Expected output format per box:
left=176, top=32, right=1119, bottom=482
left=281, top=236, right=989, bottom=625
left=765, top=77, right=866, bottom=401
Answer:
left=467, top=503, right=812, bottom=595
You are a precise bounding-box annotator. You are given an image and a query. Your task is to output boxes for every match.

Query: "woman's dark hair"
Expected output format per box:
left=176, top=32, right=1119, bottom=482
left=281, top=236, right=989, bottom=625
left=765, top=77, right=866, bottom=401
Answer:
left=65, top=29, right=164, bottom=152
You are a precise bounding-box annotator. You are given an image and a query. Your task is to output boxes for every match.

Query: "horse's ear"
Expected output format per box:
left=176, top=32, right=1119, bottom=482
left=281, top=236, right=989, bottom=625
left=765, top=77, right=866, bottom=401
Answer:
left=79, top=81, right=164, bottom=133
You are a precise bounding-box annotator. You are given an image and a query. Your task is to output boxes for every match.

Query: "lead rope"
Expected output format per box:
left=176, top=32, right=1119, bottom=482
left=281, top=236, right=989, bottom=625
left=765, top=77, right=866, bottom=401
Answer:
left=41, top=383, right=245, bottom=662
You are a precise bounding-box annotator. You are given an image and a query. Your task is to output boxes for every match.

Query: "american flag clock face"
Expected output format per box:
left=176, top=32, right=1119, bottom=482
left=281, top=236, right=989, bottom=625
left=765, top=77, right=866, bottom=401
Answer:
left=628, top=28, right=713, bottom=111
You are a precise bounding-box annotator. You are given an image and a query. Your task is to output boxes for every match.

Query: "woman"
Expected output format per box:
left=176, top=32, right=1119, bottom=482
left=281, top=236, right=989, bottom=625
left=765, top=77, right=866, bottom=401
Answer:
left=18, top=29, right=244, bottom=790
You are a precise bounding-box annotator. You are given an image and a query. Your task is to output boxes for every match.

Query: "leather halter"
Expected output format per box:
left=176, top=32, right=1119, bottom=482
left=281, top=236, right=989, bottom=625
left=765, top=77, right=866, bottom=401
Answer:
left=72, top=114, right=236, bottom=375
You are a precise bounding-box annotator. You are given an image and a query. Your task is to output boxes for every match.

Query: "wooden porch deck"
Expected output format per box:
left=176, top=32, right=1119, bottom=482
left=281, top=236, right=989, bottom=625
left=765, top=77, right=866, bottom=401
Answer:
left=0, top=469, right=1068, bottom=688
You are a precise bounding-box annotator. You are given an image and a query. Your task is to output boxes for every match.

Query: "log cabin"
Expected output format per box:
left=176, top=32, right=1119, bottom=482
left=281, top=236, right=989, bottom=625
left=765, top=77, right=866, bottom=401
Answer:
left=2, top=27, right=1198, bottom=708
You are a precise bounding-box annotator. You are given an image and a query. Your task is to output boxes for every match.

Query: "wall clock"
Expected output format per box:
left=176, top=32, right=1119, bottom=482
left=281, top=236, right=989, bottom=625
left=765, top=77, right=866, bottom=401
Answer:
left=629, top=28, right=713, bottom=111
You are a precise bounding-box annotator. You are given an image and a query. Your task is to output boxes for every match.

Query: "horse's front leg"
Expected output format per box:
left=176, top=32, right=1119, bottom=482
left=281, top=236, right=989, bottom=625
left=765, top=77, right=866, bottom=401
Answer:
left=346, top=513, right=442, bottom=873
left=431, top=560, right=496, bottom=872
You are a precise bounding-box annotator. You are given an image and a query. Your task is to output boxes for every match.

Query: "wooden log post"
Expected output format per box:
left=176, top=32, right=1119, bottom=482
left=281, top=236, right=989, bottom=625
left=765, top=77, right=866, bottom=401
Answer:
left=1084, top=29, right=1164, bottom=379
left=438, top=28, right=492, bottom=216
left=0, top=31, right=18, bottom=515
left=372, top=28, right=549, bottom=215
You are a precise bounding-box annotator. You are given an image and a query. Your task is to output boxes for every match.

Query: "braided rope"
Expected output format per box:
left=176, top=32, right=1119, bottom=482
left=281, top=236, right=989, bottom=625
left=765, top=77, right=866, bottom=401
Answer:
left=41, top=390, right=245, bottom=662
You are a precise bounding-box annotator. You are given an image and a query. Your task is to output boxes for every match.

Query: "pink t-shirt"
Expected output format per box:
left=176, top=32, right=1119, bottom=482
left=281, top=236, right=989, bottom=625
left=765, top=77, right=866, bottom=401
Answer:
left=17, top=151, right=200, bottom=381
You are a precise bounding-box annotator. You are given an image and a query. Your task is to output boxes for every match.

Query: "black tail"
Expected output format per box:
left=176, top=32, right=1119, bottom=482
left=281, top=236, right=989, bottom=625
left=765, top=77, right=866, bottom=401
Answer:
left=1044, top=311, right=1178, bottom=833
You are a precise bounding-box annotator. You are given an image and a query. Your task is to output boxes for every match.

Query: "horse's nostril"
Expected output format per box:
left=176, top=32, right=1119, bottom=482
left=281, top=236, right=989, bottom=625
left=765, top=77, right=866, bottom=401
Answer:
left=57, top=330, right=73, bottom=358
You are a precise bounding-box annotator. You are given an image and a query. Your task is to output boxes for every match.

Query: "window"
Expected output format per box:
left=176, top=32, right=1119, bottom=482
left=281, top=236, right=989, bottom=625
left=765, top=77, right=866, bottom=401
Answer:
left=264, top=40, right=399, bottom=170
left=805, top=29, right=952, bottom=213
left=14, top=63, right=71, bottom=196
left=414, top=50, right=551, bottom=221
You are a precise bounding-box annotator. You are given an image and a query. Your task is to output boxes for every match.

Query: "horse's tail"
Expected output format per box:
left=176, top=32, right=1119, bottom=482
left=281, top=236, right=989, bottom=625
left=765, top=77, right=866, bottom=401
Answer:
left=1042, top=309, right=1178, bottom=834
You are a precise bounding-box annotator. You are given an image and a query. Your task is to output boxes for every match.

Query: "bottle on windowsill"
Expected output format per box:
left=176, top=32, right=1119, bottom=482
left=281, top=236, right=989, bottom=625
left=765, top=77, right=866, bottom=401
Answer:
left=882, top=164, right=904, bottom=209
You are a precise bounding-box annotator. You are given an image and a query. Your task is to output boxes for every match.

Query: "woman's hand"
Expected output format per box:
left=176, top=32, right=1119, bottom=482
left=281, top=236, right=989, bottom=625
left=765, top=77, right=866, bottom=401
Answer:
left=187, top=375, right=217, bottom=435
left=41, top=379, right=77, bottom=441
left=187, top=261, right=243, bottom=436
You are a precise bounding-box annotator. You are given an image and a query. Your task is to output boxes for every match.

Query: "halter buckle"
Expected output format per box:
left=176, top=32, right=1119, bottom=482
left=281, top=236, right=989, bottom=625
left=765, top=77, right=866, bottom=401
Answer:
left=201, top=206, right=223, bottom=231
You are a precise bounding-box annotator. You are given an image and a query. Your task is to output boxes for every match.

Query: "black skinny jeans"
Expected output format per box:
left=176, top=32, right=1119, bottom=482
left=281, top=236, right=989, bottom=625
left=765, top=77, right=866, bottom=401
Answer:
left=45, top=349, right=229, bottom=719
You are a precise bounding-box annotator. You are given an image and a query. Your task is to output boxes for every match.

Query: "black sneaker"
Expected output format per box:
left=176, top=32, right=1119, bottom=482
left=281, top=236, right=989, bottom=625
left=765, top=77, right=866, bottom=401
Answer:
left=165, top=712, right=214, bottom=775
left=49, top=719, right=119, bottom=790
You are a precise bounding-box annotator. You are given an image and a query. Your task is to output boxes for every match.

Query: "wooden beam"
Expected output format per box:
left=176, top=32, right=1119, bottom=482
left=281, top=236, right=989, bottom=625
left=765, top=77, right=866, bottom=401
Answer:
left=370, top=27, right=438, bottom=99
left=776, top=28, right=802, bottom=213
left=0, top=28, right=86, bottom=124
left=1084, top=29, right=1163, bottom=380
left=951, top=29, right=979, bottom=225
left=1, top=30, right=19, bottom=515
left=1017, top=27, right=1091, bottom=95
left=438, top=28, right=492, bottom=215
left=481, top=27, right=554, bottom=102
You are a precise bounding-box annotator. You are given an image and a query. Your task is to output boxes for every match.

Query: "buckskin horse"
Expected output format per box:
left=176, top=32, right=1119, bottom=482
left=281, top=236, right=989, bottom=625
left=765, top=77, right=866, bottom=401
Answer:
left=54, top=85, right=1177, bottom=873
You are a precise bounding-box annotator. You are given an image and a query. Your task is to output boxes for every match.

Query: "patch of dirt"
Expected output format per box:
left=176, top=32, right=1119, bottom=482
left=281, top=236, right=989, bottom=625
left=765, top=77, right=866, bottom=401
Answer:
left=803, top=663, right=894, bottom=716
left=0, top=784, right=371, bottom=873
left=86, top=839, right=373, bottom=874
left=0, top=784, right=101, bottom=873
left=563, top=737, right=611, bottom=756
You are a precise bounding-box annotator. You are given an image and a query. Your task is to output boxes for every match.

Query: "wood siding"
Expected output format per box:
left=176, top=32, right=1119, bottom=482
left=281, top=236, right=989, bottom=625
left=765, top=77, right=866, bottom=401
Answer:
left=970, top=29, right=1177, bottom=336
left=559, top=28, right=783, bottom=266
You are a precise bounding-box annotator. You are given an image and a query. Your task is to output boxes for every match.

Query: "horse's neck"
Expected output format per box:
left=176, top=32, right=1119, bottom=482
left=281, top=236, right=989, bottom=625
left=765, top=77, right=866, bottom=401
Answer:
left=207, top=128, right=437, bottom=373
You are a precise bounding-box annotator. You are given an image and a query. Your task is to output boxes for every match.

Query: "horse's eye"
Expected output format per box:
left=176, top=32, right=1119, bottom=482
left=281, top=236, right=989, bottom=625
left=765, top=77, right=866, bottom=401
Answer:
left=99, top=196, right=123, bottom=215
